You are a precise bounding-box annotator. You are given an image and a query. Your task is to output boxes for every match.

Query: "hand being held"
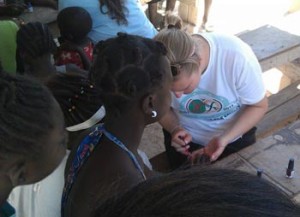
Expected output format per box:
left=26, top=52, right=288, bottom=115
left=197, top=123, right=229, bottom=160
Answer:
left=191, top=136, right=227, bottom=163
left=171, top=127, right=192, bottom=156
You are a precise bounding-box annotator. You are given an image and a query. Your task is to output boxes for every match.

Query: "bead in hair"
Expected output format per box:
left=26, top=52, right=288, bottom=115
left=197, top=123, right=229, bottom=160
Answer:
left=68, top=85, right=94, bottom=113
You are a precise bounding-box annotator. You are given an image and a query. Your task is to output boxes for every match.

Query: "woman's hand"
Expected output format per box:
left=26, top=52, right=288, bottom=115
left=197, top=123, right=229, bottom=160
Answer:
left=171, top=127, right=192, bottom=156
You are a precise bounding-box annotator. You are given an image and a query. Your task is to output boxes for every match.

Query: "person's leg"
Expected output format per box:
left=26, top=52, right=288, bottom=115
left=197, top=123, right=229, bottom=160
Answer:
left=199, top=0, right=213, bottom=32
left=202, top=0, right=212, bottom=26
left=166, top=0, right=176, bottom=12
left=148, top=2, right=158, bottom=26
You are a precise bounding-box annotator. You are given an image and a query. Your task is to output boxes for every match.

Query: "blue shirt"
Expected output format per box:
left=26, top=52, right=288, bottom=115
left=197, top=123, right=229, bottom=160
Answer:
left=59, top=0, right=157, bottom=43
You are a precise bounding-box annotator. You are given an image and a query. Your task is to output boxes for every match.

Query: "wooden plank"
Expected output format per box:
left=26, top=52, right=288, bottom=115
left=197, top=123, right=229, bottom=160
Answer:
left=238, top=25, right=300, bottom=62
left=267, top=81, right=300, bottom=112
left=238, top=25, right=300, bottom=71
left=214, top=120, right=300, bottom=199
left=278, top=62, right=300, bottom=82
left=260, top=46, right=300, bottom=71
left=257, top=94, right=300, bottom=138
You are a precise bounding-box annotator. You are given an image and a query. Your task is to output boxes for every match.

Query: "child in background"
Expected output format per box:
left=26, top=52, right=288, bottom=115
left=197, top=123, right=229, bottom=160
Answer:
left=55, top=7, right=93, bottom=71
left=16, top=21, right=57, bottom=81
left=17, top=21, right=88, bottom=82
left=0, top=72, right=66, bottom=217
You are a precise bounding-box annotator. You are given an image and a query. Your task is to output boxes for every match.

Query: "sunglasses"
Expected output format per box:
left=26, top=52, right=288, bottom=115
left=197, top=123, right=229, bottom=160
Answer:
left=171, top=64, right=181, bottom=76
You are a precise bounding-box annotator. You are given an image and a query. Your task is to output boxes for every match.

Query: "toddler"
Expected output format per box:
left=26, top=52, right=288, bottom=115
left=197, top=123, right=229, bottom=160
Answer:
left=55, top=6, right=93, bottom=70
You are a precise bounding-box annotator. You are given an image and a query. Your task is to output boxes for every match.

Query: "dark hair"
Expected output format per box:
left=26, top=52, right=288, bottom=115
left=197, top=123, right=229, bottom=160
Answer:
left=57, top=7, right=92, bottom=43
left=16, top=22, right=56, bottom=58
left=93, top=167, right=300, bottom=217
left=90, top=33, right=168, bottom=117
left=99, top=0, right=127, bottom=25
left=0, top=73, right=63, bottom=159
left=45, top=72, right=103, bottom=127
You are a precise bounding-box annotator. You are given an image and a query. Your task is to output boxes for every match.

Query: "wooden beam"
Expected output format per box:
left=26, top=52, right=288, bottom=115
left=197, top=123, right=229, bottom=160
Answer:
left=257, top=82, right=300, bottom=138
left=238, top=25, right=300, bottom=72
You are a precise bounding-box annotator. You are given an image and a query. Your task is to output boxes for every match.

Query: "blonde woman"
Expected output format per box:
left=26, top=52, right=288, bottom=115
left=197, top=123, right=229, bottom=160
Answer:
left=154, top=26, right=268, bottom=169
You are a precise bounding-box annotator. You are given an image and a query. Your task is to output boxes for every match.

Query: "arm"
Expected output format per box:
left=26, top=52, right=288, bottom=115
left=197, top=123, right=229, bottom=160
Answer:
left=71, top=46, right=92, bottom=71
left=219, top=96, right=268, bottom=148
left=159, top=107, right=192, bottom=154
left=191, top=96, right=268, bottom=162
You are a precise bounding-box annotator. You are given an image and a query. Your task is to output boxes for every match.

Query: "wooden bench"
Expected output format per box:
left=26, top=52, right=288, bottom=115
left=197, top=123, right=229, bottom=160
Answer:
left=238, top=25, right=300, bottom=138
left=238, top=25, right=300, bottom=72
left=257, top=81, right=300, bottom=138
left=211, top=119, right=300, bottom=203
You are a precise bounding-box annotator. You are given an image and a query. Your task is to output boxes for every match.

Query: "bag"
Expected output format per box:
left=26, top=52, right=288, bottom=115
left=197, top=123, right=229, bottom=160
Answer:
left=0, top=0, right=26, bottom=17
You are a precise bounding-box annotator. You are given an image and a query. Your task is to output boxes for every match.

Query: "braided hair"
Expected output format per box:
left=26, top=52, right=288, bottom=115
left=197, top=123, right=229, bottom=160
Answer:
left=16, top=22, right=56, bottom=58
left=93, top=168, right=300, bottom=217
left=99, top=0, right=128, bottom=25
left=45, top=73, right=103, bottom=127
left=90, top=33, right=168, bottom=117
left=0, top=73, right=63, bottom=159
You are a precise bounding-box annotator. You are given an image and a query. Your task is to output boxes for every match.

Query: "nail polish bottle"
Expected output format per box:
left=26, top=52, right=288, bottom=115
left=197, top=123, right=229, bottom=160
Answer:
left=286, top=158, right=295, bottom=178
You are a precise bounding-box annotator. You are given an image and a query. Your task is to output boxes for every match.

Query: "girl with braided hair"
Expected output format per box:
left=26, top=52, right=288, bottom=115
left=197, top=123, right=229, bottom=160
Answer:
left=93, top=167, right=300, bottom=217
left=58, top=0, right=157, bottom=43
left=16, top=21, right=88, bottom=82
left=46, top=72, right=105, bottom=149
left=16, top=21, right=57, bottom=81
left=8, top=72, right=104, bottom=217
left=0, top=72, right=67, bottom=216
left=61, top=33, right=172, bottom=217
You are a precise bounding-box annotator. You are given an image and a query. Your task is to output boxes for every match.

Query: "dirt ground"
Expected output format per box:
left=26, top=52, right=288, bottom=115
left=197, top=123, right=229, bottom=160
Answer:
left=140, top=123, right=165, bottom=159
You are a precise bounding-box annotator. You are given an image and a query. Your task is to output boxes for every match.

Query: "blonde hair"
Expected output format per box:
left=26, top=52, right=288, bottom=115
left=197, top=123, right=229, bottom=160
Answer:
left=154, top=26, right=200, bottom=80
left=163, top=11, right=183, bottom=29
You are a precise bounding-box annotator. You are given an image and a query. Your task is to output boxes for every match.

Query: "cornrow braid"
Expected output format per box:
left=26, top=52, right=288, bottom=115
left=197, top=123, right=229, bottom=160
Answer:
left=99, top=0, right=128, bottom=25
left=16, top=22, right=57, bottom=58
left=90, top=33, right=168, bottom=117
left=0, top=73, right=60, bottom=159
left=45, top=73, right=103, bottom=127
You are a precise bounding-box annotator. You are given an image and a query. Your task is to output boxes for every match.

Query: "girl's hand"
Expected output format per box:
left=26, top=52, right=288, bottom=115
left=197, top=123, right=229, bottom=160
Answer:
left=191, top=136, right=228, bottom=162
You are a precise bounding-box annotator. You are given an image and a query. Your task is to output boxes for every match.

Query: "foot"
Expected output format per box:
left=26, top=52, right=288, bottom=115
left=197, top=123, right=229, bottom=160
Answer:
left=198, top=22, right=214, bottom=33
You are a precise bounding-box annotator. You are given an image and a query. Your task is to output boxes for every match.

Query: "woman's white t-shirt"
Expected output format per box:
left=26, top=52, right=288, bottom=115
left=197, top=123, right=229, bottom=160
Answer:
left=172, top=32, right=266, bottom=145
